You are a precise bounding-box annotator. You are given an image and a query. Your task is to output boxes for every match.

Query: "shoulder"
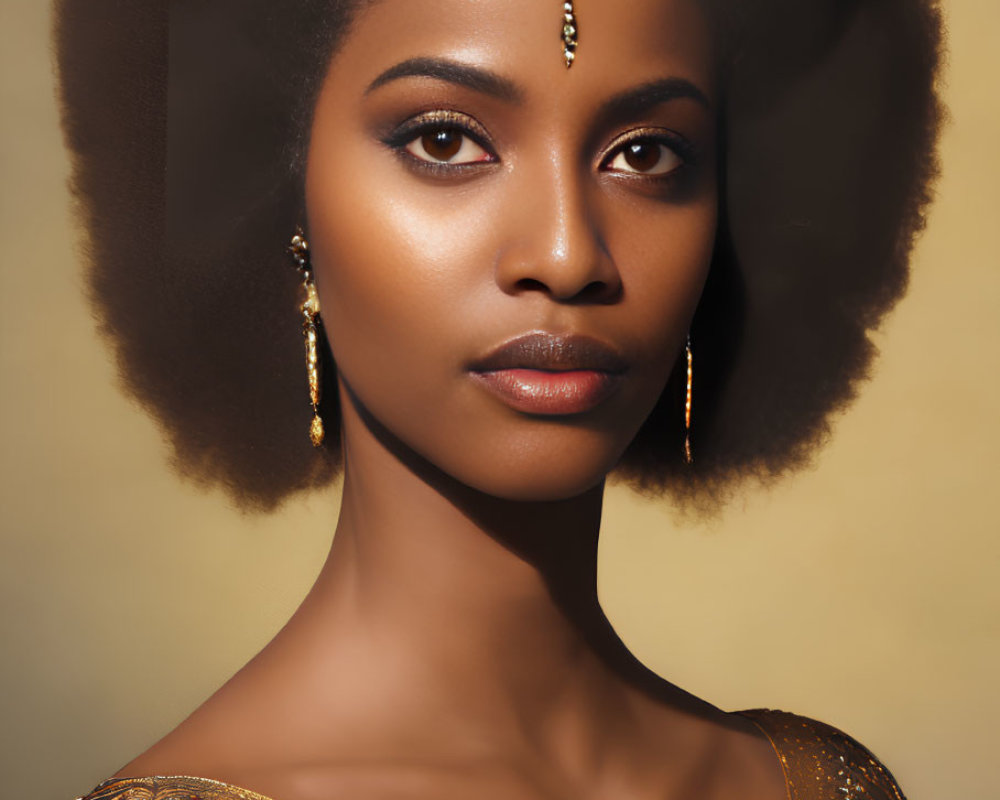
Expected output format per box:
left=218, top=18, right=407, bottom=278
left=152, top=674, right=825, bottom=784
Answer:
left=736, top=708, right=907, bottom=800
left=75, top=776, right=275, bottom=800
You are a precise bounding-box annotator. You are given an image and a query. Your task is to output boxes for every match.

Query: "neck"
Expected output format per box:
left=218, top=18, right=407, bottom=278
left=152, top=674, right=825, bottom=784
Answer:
left=316, top=385, right=613, bottom=702
left=265, top=384, right=704, bottom=760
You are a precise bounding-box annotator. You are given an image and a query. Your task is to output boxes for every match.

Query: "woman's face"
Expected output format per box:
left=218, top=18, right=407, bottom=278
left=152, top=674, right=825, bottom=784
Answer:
left=306, top=0, right=717, bottom=501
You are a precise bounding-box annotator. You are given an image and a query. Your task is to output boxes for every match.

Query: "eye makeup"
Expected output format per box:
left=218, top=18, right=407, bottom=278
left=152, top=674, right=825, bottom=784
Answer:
left=599, top=126, right=699, bottom=177
left=380, top=109, right=498, bottom=174
left=377, top=106, right=705, bottom=193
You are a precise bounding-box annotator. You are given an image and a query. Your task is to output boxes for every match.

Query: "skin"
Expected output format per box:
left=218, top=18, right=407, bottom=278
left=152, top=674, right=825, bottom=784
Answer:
left=117, top=1, right=786, bottom=798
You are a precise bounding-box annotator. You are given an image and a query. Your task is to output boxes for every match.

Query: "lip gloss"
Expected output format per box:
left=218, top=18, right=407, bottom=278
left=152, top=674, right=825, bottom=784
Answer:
left=471, top=368, right=622, bottom=415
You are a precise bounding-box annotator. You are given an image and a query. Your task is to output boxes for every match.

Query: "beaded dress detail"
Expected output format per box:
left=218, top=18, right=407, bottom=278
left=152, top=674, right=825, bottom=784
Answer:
left=739, top=709, right=908, bottom=800
left=76, top=775, right=272, bottom=800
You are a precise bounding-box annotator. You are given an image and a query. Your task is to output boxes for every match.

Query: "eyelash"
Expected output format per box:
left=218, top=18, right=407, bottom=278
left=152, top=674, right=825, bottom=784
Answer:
left=382, top=110, right=497, bottom=175
left=599, top=127, right=698, bottom=179
left=382, top=111, right=698, bottom=181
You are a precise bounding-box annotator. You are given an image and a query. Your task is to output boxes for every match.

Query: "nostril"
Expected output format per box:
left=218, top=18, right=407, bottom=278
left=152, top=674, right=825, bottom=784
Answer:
left=581, top=280, right=613, bottom=300
left=511, top=276, right=620, bottom=303
left=514, top=277, right=549, bottom=293
left=576, top=279, right=621, bottom=305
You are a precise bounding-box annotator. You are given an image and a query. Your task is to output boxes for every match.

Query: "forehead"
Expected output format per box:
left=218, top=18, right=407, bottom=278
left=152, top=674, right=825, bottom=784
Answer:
left=330, top=0, right=714, bottom=103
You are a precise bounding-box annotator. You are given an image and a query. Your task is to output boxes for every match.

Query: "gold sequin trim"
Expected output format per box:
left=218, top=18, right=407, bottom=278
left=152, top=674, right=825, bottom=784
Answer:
left=76, top=775, right=275, bottom=800
left=737, top=709, right=908, bottom=800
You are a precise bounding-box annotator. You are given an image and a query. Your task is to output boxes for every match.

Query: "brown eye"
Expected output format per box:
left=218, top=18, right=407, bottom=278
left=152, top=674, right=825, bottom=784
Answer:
left=624, top=142, right=660, bottom=172
left=606, top=139, right=682, bottom=176
left=405, top=126, right=492, bottom=165
left=422, top=129, right=462, bottom=161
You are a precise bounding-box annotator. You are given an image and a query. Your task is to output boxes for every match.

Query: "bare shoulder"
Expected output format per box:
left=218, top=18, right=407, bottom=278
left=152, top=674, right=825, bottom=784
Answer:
left=75, top=775, right=275, bottom=800
left=737, top=708, right=908, bottom=800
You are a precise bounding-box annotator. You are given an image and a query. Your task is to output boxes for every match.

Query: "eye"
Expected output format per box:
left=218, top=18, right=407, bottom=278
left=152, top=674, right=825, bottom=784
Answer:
left=605, top=139, right=683, bottom=176
left=405, top=127, right=494, bottom=165
left=600, top=127, right=696, bottom=179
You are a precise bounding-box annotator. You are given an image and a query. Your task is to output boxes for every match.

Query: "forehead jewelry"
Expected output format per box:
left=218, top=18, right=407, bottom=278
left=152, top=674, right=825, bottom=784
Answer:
left=562, top=2, right=578, bottom=68
left=289, top=227, right=324, bottom=447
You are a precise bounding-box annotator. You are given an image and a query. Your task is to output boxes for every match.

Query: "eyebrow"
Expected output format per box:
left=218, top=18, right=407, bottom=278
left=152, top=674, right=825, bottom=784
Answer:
left=365, top=57, right=525, bottom=104
left=594, top=78, right=712, bottom=124
left=365, top=58, right=711, bottom=119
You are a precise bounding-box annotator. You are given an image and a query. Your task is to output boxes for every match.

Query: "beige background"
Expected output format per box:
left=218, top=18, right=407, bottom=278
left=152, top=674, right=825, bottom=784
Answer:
left=1, top=2, right=997, bottom=798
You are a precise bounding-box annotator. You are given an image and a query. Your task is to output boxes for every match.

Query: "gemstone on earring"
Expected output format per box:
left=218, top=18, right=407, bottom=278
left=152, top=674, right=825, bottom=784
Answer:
left=309, top=414, right=324, bottom=447
left=303, top=282, right=321, bottom=317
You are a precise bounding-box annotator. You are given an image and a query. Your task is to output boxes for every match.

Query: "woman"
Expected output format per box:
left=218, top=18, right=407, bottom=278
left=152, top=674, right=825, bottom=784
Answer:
left=57, top=0, right=942, bottom=798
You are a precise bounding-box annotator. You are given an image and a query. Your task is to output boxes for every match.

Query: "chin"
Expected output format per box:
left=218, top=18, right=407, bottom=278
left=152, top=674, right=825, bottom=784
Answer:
left=471, top=475, right=606, bottom=503
left=339, top=373, right=642, bottom=503
left=459, top=469, right=606, bottom=503
left=432, top=427, right=629, bottom=503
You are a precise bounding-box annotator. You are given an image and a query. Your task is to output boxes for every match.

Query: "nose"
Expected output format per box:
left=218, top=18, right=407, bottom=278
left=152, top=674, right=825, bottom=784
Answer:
left=494, top=165, right=622, bottom=304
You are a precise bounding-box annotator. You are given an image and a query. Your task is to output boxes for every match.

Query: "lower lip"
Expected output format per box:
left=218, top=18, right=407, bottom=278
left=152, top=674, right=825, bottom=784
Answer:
left=471, top=368, right=622, bottom=415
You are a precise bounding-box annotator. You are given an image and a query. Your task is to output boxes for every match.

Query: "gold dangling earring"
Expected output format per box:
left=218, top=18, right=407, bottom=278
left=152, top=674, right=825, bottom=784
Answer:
left=684, top=334, right=693, bottom=465
left=289, top=227, right=324, bottom=447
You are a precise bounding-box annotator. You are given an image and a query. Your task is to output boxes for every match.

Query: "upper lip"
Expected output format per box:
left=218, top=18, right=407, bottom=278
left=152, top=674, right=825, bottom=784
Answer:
left=469, top=332, right=628, bottom=373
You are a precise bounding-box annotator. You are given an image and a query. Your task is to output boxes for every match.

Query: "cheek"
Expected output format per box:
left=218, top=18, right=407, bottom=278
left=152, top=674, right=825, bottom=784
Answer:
left=304, top=151, right=494, bottom=402
left=305, top=102, right=500, bottom=345
left=305, top=143, right=521, bottom=494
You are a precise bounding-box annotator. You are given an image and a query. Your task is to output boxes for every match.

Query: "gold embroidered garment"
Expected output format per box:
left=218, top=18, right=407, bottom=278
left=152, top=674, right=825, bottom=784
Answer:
left=77, top=709, right=907, bottom=800
left=738, top=709, right=907, bottom=800
left=77, top=775, right=272, bottom=800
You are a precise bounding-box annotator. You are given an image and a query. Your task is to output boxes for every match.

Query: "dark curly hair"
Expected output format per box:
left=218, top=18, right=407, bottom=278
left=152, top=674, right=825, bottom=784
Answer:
left=54, top=0, right=943, bottom=510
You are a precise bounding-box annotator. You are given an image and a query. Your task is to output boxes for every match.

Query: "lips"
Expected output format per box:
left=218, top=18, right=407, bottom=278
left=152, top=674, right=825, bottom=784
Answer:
left=468, top=332, right=627, bottom=415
